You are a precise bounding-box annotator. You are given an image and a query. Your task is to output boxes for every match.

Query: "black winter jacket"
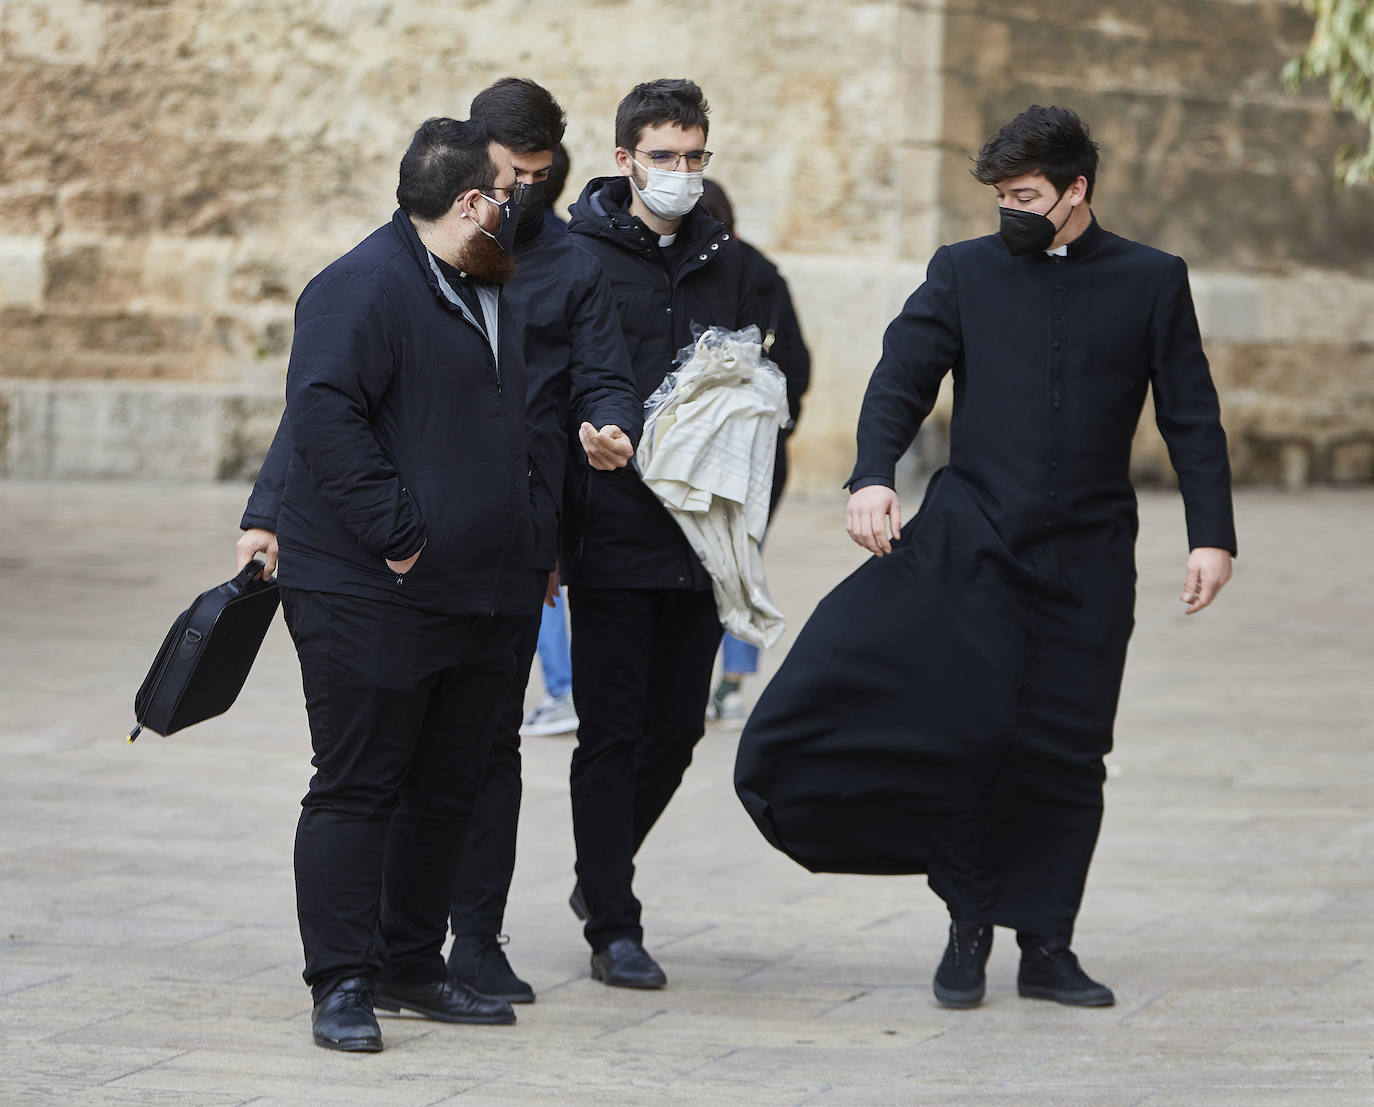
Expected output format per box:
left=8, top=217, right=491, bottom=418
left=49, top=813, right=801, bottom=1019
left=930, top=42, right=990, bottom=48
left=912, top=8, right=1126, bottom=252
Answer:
left=736, top=239, right=810, bottom=515
left=511, top=216, right=643, bottom=573
left=245, top=214, right=643, bottom=599
left=563, top=176, right=758, bottom=591
left=268, top=208, right=533, bottom=614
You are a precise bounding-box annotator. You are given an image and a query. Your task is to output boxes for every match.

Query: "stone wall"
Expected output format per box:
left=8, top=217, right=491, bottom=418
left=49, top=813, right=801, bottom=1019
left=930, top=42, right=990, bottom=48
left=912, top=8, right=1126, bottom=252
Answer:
left=1, top=0, right=1371, bottom=488
left=931, top=0, right=1374, bottom=489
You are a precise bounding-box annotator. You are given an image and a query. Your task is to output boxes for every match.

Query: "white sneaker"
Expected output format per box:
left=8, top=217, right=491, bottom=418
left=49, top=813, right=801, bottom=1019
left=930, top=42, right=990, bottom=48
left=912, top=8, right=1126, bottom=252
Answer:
left=520, top=692, right=579, bottom=736
left=713, top=690, right=745, bottom=721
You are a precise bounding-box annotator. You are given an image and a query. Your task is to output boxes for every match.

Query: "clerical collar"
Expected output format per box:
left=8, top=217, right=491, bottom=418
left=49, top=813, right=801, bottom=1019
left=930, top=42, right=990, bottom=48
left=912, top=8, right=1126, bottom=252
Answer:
left=658, top=232, right=677, bottom=247
left=1045, top=244, right=1068, bottom=257
left=432, top=253, right=472, bottom=285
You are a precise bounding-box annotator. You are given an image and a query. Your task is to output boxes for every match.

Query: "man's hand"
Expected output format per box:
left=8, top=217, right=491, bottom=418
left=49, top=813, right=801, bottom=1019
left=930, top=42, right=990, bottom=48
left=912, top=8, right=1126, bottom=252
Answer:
left=580, top=422, right=634, bottom=470
left=544, top=566, right=560, bottom=608
left=236, top=527, right=279, bottom=579
left=1181, top=546, right=1232, bottom=614
left=846, top=485, right=902, bottom=556
left=386, top=548, right=423, bottom=575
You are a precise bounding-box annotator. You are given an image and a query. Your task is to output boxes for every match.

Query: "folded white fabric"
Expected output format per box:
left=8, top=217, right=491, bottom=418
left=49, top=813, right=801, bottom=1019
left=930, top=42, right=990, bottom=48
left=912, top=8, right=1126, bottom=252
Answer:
left=636, top=326, right=790, bottom=648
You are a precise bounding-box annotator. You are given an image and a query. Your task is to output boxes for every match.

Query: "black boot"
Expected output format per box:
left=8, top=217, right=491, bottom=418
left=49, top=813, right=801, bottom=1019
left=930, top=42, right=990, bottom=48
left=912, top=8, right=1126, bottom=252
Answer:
left=448, top=934, right=535, bottom=1004
left=311, top=977, right=383, bottom=1052
left=1017, top=943, right=1115, bottom=1007
left=933, top=920, right=993, bottom=1008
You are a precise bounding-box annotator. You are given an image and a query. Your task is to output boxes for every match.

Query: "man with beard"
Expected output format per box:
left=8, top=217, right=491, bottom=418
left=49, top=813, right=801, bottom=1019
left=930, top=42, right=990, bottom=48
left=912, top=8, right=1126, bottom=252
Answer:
left=560, top=78, right=758, bottom=989
left=736, top=105, right=1234, bottom=1010
left=239, top=117, right=531, bottom=1052
left=237, top=85, right=642, bottom=1014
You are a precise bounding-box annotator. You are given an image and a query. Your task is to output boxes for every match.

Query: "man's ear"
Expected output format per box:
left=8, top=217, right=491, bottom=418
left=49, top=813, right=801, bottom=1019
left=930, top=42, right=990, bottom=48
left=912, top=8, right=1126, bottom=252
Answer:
left=613, top=147, right=636, bottom=177
left=452, top=188, right=480, bottom=221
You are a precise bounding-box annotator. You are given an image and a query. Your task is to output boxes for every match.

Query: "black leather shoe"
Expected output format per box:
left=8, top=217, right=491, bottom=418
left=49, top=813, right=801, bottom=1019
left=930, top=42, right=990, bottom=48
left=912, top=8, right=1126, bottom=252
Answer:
left=448, top=934, right=535, bottom=1004
left=933, top=920, right=993, bottom=1008
left=312, top=977, right=383, bottom=1052
left=1018, top=945, right=1115, bottom=1007
left=375, top=977, right=517, bottom=1024
left=569, top=882, right=588, bottom=921
left=590, top=938, right=667, bottom=989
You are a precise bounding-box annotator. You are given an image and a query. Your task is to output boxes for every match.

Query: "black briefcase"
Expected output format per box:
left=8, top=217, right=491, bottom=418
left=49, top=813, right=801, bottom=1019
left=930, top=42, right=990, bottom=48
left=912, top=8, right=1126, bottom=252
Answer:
left=128, top=560, right=280, bottom=741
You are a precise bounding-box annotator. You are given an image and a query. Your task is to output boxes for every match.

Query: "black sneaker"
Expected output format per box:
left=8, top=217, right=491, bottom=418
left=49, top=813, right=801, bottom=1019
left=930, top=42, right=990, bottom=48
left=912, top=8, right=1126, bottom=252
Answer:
left=1017, top=945, right=1115, bottom=1007
left=933, top=920, right=993, bottom=1008
left=448, top=934, right=535, bottom=1004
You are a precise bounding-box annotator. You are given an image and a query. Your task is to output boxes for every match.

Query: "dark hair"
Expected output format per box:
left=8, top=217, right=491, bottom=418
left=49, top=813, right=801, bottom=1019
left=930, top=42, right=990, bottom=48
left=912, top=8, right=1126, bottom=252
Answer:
left=397, top=117, right=498, bottom=221
left=545, top=143, right=571, bottom=208
left=615, top=78, right=710, bottom=152
left=972, top=105, right=1100, bottom=202
left=699, top=179, right=734, bottom=233
left=470, top=77, right=567, bottom=154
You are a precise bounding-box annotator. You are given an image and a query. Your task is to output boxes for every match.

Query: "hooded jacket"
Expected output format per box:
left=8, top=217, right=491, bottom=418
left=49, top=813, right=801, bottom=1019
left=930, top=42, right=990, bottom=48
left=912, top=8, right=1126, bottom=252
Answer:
left=563, top=175, right=758, bottom=590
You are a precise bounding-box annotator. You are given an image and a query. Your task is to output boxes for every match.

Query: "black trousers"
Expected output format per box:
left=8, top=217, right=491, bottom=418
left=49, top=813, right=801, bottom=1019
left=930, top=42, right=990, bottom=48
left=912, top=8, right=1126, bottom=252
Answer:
left=448, top=573, right=545, bottom=937
left=281, top=587, right=512, bottom=1001
left=567, top=586, right=721, bottom=951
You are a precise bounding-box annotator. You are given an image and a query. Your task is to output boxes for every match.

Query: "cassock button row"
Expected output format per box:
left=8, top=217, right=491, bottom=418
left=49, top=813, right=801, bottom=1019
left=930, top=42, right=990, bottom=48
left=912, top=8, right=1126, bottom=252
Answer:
left=1049, top=491, right=1058, bottom=499
left=1050, top=460, right=1059, bottom=469
left=1052, top=342, right=1061, bottom=350
left=1054, top=284, right=1062, bottom=291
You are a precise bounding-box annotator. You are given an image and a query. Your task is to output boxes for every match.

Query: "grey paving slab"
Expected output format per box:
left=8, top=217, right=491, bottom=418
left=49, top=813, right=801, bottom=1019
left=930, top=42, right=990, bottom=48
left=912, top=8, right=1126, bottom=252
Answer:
left=1, top=480, right=1371, bottom=1105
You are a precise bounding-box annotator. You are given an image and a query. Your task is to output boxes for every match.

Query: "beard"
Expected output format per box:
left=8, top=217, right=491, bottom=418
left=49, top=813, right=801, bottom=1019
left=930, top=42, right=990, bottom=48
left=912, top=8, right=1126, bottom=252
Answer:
left=455, top=227, right=516, bottom=285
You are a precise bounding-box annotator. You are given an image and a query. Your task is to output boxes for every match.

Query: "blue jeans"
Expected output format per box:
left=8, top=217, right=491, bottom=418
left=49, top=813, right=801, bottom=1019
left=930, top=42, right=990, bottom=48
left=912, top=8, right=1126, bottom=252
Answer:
left=721, top=632, right=759, bottom=675
left=536, top=589, right=573, bottom=699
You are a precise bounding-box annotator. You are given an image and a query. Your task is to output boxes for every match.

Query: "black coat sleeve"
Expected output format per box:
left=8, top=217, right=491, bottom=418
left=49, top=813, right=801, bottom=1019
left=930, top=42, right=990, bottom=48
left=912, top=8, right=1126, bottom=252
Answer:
left=239, top=407, right=289, bottom=532
left=759, top=265, right=811, bottom=432
left=1148, top=258, right=1237, bottom=555
left=567, top=265, right=644, bottom=447
left=847, top=246, right=962, bottom=490
left=285, top=272, right=426, bottom=560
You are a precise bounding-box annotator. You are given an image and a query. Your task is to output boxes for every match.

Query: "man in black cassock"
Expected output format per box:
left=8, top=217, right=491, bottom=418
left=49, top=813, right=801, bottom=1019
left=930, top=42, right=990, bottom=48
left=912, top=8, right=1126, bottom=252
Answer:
left=734, top=106, right=1235, bottom=1010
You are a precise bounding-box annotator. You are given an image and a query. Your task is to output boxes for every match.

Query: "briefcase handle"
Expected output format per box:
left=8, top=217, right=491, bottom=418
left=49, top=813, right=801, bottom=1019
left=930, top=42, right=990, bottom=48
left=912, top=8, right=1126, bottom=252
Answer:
left=228, top=559, right=275, bottom=595
left=127, top=560, right=272, bottom=743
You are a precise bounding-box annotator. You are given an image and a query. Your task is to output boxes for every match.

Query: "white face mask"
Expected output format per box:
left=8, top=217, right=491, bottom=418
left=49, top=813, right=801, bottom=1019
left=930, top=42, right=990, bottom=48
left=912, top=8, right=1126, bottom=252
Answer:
left=629, top=157, right=704, bottom=220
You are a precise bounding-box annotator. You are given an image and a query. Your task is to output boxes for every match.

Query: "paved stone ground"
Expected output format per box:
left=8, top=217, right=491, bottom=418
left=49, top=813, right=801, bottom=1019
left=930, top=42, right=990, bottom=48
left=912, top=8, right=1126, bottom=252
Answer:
left=1, top=480, right=1370, bottom=1105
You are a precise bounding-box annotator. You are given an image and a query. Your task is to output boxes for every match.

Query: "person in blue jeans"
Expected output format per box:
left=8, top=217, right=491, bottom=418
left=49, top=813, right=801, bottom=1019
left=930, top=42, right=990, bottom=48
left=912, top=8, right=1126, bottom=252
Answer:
left=520, top=587, right=579, bottom=735
left=699, top=179, right=811, bottom=722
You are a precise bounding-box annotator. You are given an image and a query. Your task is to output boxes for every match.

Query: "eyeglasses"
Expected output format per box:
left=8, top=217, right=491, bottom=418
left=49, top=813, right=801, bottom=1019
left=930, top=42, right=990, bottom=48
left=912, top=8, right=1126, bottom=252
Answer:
left=483, top=181, right=529, bottom=206
left=633, top=148, right=713, bottom=172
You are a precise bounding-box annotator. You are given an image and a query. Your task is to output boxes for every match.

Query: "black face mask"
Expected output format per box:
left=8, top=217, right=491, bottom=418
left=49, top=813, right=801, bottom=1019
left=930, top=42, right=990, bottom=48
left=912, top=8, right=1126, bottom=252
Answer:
left=516, top=181, right=548, bottom=231
left=998, top=188, right=1068, bottom=256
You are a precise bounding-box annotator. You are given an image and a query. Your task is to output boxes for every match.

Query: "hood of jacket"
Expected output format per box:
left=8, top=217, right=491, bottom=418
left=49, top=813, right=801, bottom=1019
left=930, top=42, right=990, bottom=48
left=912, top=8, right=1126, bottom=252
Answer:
left=567, top=175, right=727, bottom=259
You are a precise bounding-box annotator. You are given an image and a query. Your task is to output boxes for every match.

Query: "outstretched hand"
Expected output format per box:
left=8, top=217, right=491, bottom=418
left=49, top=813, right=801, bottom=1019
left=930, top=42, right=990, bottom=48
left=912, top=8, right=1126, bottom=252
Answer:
left=846, top=485, right=902, bottom=556
left=580, top=423, right=634, bottom=470
left=1181, top=546, right=1232, bottom=614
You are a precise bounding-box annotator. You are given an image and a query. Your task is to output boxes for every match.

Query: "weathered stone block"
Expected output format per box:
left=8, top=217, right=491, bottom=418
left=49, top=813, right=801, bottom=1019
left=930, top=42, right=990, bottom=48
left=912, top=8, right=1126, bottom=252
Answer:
left=3, top=0, right=105, bottom=66
left=3, top=381, right=223, bottom=479
left=44, top=238, right=147, bottom=307
left=140, top=237, right=234, bottom=311
left=0, top=236, right=45, bottom=308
